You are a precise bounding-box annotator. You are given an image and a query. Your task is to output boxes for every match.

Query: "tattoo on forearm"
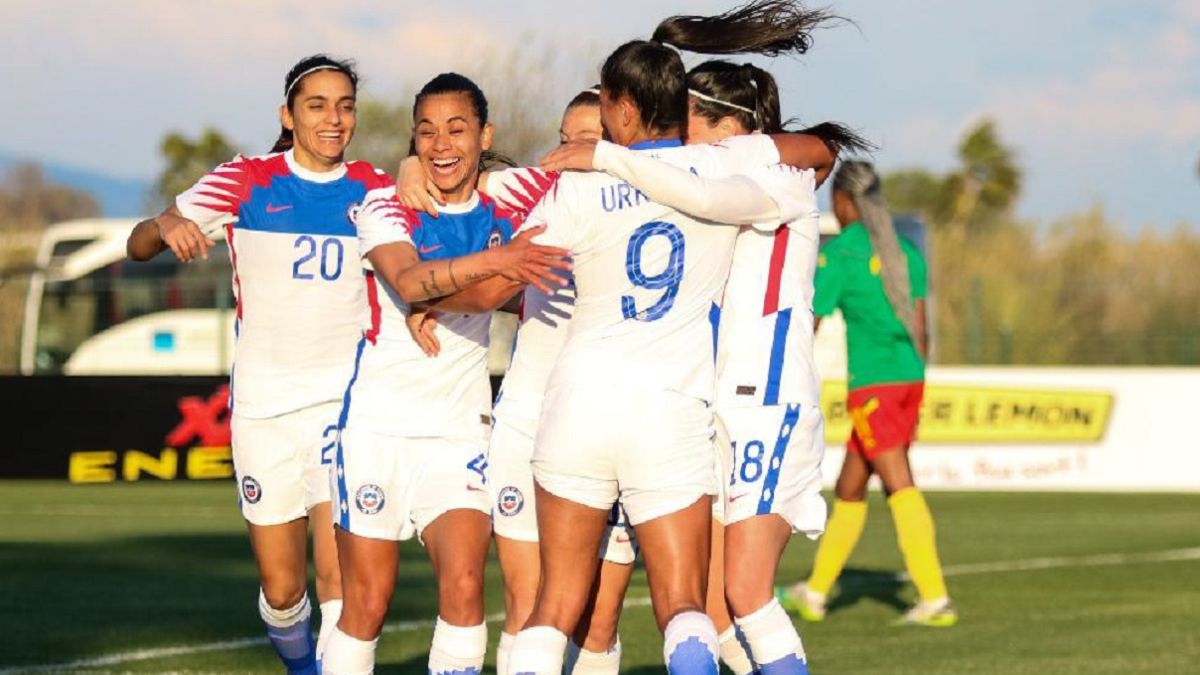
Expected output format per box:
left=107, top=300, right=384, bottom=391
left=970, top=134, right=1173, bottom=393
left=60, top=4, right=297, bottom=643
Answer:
left=448, top=259, right=462, bottom=292
left=425, top=269, right=444, bottom=298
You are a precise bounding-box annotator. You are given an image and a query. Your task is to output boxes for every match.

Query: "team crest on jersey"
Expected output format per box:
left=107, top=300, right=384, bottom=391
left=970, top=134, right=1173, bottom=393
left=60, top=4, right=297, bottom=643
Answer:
left=355, top=484, right=385, bottom=514
left=497, top=486, right=524, bottom=516
left=487, top=227, right=503, bottom=249
left=241, top=476, right=262, bottom=504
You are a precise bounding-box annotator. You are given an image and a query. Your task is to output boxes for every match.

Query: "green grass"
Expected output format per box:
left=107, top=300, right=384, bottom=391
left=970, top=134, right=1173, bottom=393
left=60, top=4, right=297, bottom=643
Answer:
left=1, top=483, right=1198, bottom=673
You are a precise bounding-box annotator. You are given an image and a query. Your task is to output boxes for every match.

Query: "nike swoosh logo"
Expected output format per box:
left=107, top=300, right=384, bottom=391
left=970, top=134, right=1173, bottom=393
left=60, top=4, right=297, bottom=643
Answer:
left=466, top=485, right=487, bottom=493
left=729, top=493, right=749, bottom=502
left=266, top=204, right=293, bottom=213
left=614, top=536, right=631, bottom=544
left=419, top=244, right=443, bottom=254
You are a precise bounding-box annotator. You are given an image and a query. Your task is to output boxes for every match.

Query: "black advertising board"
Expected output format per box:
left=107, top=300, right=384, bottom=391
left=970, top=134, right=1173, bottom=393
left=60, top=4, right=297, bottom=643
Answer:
left=3, top=376, right=233, bottom=482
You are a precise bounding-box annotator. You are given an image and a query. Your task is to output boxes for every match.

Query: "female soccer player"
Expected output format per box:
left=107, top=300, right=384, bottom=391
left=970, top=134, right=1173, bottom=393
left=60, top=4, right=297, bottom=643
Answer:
left=320, top=73, right=571, bottom=675
left=126, top=55, right=396, bottom=674
left=539, top=58, right=869, bottom=675
left=683, top=59, right=864, bottom=675
left=485, top=88, right=639, bottom=675
left=505, top=3, right=851, bottom=673
left=779, top=161, right=957, bottom=627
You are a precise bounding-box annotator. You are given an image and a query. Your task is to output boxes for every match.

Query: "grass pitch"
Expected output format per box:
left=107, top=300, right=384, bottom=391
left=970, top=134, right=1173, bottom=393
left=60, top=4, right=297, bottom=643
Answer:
left=0, top=483, right=1197, bottom=674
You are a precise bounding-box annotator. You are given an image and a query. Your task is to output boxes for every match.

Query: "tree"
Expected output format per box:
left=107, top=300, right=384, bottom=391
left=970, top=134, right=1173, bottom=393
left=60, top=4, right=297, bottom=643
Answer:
left=346, top=98, right=413, bottom=175
left=151, top=128, right=238, bottom=212
left=881, top=120, right=1023, bottom=363
left=0, top=163, right=100, bottom=230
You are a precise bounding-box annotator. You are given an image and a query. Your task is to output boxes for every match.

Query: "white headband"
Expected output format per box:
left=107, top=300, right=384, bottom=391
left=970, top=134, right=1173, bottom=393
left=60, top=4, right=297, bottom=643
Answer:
left=688, top=89, right=755, bottom=116
left=585, top=87, right=601, bottom=95
left=285, top=65, right=342, bottom=98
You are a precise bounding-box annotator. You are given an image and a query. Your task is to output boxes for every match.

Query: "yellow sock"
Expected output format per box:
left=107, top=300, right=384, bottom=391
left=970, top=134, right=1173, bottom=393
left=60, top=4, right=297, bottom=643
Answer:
left=807, top=499, right=868, bottom=597
left=888, top=487, right=948, bottom=601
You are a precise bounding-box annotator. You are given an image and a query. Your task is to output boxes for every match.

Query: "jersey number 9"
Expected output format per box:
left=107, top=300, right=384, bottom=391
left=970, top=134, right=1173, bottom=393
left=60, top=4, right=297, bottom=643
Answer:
left=293, top=235, right=344, bottom=281
left=621, top=221, right=685, bottom=322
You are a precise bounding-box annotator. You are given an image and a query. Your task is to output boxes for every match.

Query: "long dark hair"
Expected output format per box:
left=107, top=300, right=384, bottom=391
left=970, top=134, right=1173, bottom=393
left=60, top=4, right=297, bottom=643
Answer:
left=410, top=72, right=515, bottom=170
left=600, top=0, right=838, bottom=136
left=271, top=54, right=358, bottom=153
left=687, top=59, right=873, bottom=155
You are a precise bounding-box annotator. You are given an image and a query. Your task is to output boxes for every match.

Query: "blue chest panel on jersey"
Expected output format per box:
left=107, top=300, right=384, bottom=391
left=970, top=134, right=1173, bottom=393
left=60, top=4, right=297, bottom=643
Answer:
left=410, top=199, right=514, bottom=260
left=236, top=174, right=367, bottom=237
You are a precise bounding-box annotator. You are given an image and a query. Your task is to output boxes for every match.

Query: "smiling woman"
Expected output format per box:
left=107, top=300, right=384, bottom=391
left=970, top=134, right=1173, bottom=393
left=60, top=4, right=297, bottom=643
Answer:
left=321, top=71, right=572, bottom=675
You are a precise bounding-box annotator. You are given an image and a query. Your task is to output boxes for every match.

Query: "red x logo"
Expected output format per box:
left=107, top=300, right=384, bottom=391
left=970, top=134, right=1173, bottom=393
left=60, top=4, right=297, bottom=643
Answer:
left=166, top=385, right=231, bottom=447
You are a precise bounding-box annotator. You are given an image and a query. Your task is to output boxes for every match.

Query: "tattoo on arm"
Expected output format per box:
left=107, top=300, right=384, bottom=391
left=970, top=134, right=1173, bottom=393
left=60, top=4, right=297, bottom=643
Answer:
left=448, top=259, right=461, bottom=292
left=425, top=269, right=445, bottom=298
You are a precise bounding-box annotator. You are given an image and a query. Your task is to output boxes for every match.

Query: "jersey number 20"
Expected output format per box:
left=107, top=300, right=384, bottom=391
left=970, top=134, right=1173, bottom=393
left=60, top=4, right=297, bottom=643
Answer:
left=293, top=236, right=344, bottom=281
left=621, top=221, right=685, bottom=322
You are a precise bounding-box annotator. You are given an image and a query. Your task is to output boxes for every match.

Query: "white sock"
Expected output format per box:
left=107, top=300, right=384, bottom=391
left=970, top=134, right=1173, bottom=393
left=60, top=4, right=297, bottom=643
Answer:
left=428, top=617, right=487, bottom=675
left=662, top=611, right=719, bottom=675
left=497, top=632, right=516, bottom=675
left=258, top=590, right=316, bottom=674
left=718, top=626, right=755, bottom=675
left=320, top=626, right=378, bottom=675
left=508, top=626, right=568, bottom=675
left=734, top=598, right=807, bottom=674
left=317, top=599, right=344, bottom=661
left=565, top=636, right=621, bottom=674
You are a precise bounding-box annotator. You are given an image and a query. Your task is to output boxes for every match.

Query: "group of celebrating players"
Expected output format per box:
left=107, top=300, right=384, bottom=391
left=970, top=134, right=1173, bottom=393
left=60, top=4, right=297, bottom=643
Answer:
left=126, top=1, right=955, bottom=674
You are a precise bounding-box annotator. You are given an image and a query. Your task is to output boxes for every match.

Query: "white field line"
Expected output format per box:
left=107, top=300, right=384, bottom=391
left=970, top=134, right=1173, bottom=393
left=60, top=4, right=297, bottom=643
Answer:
left=3, top=546, right=1198, bottom=673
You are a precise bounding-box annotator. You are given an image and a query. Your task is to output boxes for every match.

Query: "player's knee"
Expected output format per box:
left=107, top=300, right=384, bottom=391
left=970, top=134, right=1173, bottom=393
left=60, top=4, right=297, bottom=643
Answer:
left=438, top=570, right=484, bottom=621
left=260, top=578, right=307, bottom=611
left=724, top=573, right=773, bottom=618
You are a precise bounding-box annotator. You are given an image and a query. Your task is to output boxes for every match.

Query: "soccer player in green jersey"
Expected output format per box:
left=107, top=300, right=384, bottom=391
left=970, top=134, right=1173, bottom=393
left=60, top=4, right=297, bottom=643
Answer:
left=779, top=160, right=956, bottom=627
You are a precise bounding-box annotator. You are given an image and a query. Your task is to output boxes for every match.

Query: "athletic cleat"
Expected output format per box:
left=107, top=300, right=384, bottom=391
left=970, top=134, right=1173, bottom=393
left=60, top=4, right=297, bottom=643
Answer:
left=895, top=598, right=958, bottom=627
left=776, top=583, right=827, bottom=622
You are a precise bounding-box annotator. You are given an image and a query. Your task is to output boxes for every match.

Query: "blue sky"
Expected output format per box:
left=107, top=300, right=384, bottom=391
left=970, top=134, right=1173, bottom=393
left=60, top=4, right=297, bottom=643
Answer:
left=1, top=0, right=1196, bottom=230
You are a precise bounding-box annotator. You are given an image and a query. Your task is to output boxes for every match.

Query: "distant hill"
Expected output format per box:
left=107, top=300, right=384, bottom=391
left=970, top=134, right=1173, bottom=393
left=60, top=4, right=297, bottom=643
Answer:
left=0, top=154, right=152, bottom=218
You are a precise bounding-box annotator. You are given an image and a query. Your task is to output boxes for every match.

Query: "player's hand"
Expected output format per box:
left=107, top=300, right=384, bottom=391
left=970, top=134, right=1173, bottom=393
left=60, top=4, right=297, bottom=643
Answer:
left=157, top=212, right=215, bottom=262
left=539, top=139, right=599, bottom=173
left=495, top=225, right=572, bottom=294
left=406, top=307, right=440, bottom=357
left=395, top=155, right=444, bottom=218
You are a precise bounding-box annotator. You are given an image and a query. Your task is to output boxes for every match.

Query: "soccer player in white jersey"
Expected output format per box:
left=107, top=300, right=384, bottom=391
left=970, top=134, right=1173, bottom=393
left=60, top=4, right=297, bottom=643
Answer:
left=504, top=4, right=849, bottom=673
left=320, top=74, right=571, bottom=675
left=486, top=89, right=639, bottom=675
left=126, top=55, right=397, bottom=674
left=684, top=60, right=869, bottom=675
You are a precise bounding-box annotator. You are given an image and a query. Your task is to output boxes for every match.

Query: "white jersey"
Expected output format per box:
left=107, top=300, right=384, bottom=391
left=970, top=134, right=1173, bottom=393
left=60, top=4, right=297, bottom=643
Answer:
left=715, top=207, right=823, bottom=410
left=521, top=136, right=781, bottom=401
left=348, top=190, right=530, bottom=438
left=175, top=150, right=392, bottom=419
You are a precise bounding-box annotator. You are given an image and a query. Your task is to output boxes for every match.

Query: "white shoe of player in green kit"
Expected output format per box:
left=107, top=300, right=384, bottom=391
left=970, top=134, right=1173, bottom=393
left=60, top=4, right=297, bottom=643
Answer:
left=896, top=597, right=958, bottom=627
left=776, top=582, right=827, bottom=622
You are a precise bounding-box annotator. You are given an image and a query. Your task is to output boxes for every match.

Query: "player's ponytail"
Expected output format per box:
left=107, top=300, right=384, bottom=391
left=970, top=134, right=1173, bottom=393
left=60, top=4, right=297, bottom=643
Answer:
left=271, top=54, right=359, bottom=153
left=651, top=0, right=840, bottom=58
left=833, top=161, right=917, bottom=341
left=601, top=1, right=843, bottom=137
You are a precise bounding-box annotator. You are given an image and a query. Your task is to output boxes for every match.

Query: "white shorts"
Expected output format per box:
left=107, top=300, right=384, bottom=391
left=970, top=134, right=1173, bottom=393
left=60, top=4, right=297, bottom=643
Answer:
left=333, top=426, right=491, bottom=542
left=716, top=403, right=827, bottom=538
left=533, top=384, right=716, bottom=527
left=490, top=417, right=638, bottom=564
left=232, top=401, right=339, bottom=526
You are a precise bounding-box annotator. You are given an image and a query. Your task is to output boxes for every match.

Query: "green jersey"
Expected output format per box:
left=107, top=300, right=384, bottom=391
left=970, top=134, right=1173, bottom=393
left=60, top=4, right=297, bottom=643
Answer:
left=813, top=222, right=927, bottom=389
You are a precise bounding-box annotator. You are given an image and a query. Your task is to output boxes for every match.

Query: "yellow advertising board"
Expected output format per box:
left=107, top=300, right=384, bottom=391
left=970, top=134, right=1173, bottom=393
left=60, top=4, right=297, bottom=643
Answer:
left=820, top=381, right=1114, bottom=444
